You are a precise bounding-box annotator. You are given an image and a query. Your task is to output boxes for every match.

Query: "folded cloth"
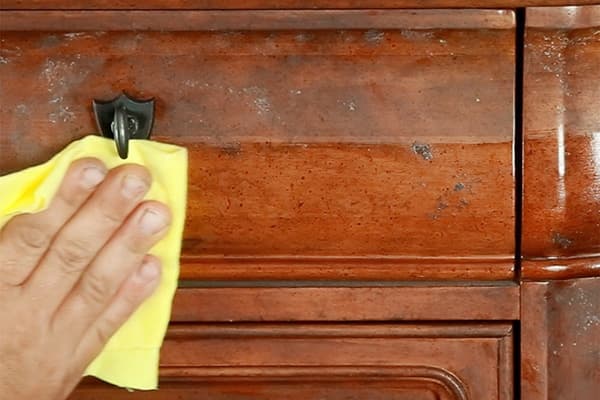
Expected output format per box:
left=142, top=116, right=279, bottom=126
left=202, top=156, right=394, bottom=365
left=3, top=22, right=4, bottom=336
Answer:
left=0, top=135, right=188, bottom=390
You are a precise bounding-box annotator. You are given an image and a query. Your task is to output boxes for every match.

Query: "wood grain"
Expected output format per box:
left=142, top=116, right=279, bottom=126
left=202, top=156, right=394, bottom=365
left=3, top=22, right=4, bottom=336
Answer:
left=523, top=6, right=600, bottom=260
left=522, top=254, right=600, bottom=280
left=0, top=14, right=516, bottom=280
left=521, top=278, right=600, bottom=400
left=70, top=323, right=513, bottom=400
left=179, top=256, right=515, bottom=281
left=73, top=375, right=463, bottom=400
left=0, top=10, right=516, bottom=31
left=170, top=285, right=520, bottom=321
left=2, top=0, right=598, bottom=10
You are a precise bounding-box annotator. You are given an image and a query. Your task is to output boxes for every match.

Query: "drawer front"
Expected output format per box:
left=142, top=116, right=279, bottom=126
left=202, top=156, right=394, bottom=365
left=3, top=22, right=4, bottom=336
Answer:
left=521, top=6, right=600, bottom=400
left=70, top=323, right=514, bottom=400
left=522, top=5, right=600, bottom=278
left=0, top=9, right=516, bottom=281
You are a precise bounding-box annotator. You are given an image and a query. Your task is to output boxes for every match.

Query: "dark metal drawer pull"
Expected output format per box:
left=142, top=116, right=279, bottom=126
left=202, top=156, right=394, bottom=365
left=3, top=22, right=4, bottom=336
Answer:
left=92, top=93, right=155, bottom=159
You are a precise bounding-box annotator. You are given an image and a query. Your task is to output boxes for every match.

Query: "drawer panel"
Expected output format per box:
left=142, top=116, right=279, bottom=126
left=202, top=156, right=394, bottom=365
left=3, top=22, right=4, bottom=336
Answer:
left=522, top=5, right=600, bottom=262
left=0, top=10, right=516, bottom=280
left=70, top=323, right=514, bottom=400
left=2, top=1, right=599, bottom=9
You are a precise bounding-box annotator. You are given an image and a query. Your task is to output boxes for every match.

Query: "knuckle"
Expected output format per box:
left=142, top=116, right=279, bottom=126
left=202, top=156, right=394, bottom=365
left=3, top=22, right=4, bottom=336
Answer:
left=52, top=239, right=91, bottom=274
left=0, top=257, right=29, bottom=286
left=81, top=271, right=112, bottom=306
left=12, top=222, right=51, bottom=252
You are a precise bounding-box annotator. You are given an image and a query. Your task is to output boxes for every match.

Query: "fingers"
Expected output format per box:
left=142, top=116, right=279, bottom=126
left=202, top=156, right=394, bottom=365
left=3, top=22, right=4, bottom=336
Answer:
left=52, top=201, right=170, bottom=336
left=0, top=158, right=107, bottom=286
left=72, top=256, right=161, bottom=368
left=24, top=164, right=151, bottom=311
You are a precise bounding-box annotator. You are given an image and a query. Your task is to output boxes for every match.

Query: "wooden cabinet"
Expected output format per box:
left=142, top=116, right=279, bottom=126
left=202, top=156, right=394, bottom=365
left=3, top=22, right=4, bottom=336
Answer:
left=76, top=323, right=514, bottom=399
left=521, top=6, right=600, bottom=399
left=0, top=2, right=598, bottom=399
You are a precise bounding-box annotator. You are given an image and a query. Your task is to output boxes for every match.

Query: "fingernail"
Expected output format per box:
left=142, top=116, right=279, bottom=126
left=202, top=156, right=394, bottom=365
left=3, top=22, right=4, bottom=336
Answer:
left=138, top=259, right=160, bottom=280
left=80, top=166, right=106, bottom=189
left=138, top=208, right=169, bottom=235
left=122, top=175, right=149, bottom=199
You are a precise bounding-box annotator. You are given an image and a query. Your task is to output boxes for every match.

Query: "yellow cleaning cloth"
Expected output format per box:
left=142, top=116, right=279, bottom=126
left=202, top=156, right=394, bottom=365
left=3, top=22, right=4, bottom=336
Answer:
left=0, top=135, right=188, bottom=390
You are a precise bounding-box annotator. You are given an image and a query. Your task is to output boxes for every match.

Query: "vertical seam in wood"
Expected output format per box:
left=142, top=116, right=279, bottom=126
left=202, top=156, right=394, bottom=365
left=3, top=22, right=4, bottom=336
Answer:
left=514, top=9, right=526, bottom=400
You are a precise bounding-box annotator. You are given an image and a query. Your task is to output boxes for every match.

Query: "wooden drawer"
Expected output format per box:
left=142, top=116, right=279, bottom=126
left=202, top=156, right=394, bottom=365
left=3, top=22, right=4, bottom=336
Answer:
left=521, top=6, right=600, bottom=400
left=70, top=322, right=514, bottom=400
left=70, top=285, right=519, bottom=398
left=522, top=5, right=600, bottom=263
left=0, top=9, right=516, bottom=282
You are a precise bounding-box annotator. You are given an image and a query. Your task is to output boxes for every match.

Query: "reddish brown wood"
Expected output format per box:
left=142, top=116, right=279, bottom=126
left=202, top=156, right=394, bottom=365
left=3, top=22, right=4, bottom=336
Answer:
left=170, top=286, right=520, bottom=321
left=70, top=323, right=513, bottom=400
left=522, top=6, right=600, bottom=261
left=179, top=256, right=515, bottom=281
left=0, top=12, right=516, bottom=280
left=0, top=10, right=516, bottom=31
left=526, top=4, right=600, bottom=28
left=2, top=0, right=598, bottom=10
left=522, top=254, right=600, bottom=280
left=522, top=11, right=600, bottom=397
left=72, top=377, right=465, bottom=400
left=521, top=278, right=600, bottom=400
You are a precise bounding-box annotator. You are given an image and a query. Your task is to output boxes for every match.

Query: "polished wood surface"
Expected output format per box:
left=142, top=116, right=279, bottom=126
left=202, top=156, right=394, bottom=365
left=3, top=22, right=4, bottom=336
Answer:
left=521, top=278, right=600, bottom=400
left=179, top=257, right=515, bottom=281
left=2, top=0, right=598, bottom=10
left=0, top=10, right=516, bottom=281
left=70, top=323, right=513, bottom=400
left=171, top=285, right=520, bottom=321
left=0, top=9, right=516, bottom=31
left=521, top=10, right=600, bottom=397
left=522, top=254, right=600, bottom=280
left=4, top=3, right=599, bottom=398
left=523, top=5, right=600, bottom=263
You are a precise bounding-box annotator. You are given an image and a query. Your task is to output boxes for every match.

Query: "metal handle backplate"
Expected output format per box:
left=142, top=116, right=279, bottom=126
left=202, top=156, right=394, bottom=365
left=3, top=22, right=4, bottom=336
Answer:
left=93, top=93, right=155, bottom=159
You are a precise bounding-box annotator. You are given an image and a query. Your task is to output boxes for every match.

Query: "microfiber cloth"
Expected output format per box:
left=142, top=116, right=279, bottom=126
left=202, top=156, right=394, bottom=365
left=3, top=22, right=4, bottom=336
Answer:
left=0, top=135, right=188, bottom=390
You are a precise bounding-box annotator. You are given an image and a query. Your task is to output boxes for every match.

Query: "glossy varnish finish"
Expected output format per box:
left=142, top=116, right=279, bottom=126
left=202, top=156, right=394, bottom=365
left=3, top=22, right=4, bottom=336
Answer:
left=2, top=0, right=598, bottom=9
left=0, top=10, right=516, bottom=281
left=170, top=285, right=520, bottom=322
left=520, top=7, right=600, bottom=399
left=523, top=5, right=600, bottom=262
left=0, top=9, right=516, bottom=31
left=4, top=3, right=599, bottom=399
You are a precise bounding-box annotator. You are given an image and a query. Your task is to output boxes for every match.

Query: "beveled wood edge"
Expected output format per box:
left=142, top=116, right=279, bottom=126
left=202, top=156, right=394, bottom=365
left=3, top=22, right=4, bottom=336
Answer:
left=179, top=256, right=516, bottom=281
left=519, top=282, right=549, bottom=399
left=1, top=0, right=598, bottom=10
left=77, top=366, right=470, bottom=400
left=171, top=285, right=520, bottom=321
left=521, top=254, right=600, bottom=280
left=526, top=5, right=600, bottom=29
left=0, top=9, right=516, bottom=31
left=497, top=330, right=514, bottom=400
left=165, top=322, right=515, bottom=338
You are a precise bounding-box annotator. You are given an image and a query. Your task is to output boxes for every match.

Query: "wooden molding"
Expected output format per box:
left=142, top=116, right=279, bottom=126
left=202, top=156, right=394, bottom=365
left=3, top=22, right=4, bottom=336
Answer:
left=522, top=255, right=600, bottom=280
left=180, top=256, right=515, bottom=281
left=171, top=286, right=520, bottom=321
left=2, top=0, right=599, bottom=10
left=0, top=10, right=518, bottom=31
left=72, top=322, right=513, bottom=399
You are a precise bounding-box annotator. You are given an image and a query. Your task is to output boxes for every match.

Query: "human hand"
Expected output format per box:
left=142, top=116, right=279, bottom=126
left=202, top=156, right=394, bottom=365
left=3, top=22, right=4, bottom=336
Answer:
left=0, top=158, right=171, bottom=400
